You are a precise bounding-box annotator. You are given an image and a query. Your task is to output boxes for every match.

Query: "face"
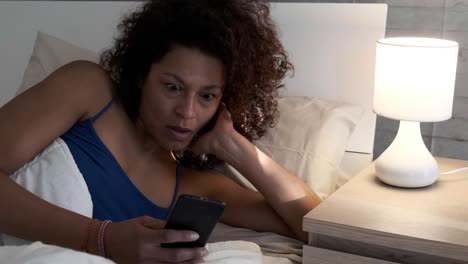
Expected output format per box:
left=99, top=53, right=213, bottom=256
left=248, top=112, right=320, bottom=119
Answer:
left=138, top=45, right=225, bottom=152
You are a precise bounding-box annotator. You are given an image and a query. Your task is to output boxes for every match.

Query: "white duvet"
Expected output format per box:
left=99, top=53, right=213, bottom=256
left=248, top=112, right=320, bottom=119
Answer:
left=0, top=241, right=267, bottom=264
left=1, top=138, right=302, bottom=264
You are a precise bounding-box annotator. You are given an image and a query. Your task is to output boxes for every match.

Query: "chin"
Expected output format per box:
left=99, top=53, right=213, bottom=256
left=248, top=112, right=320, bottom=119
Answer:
left=166, top=141, right=190, bottom=152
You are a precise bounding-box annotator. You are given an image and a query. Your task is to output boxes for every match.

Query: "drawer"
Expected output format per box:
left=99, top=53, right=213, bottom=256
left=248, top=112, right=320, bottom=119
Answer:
left=303, top=245, right=398, bottom=264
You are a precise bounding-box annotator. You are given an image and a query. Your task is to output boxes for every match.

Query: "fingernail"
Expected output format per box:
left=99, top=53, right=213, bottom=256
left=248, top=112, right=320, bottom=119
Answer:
left=190, top=232, right=200, bottom=240
left=201, top=249, right=208, bottom=257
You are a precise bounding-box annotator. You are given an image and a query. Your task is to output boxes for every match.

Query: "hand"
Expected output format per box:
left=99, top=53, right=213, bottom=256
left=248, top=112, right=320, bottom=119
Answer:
left=191, top=103, right=237, bottom=159
left=104, top=216, right=207, bottom=264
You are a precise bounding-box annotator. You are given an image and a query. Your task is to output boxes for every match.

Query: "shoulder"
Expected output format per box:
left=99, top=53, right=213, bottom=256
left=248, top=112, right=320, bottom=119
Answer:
left=0, top=61, right=116, bottom=173
left=46, top=60, right=114, bottom=97
left=58, top=60, right=113, bottom=92
left=54, top=60, right=116, bottom=119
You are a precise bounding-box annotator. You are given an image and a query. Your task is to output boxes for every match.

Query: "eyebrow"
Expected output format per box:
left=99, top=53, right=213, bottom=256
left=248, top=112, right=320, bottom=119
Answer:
left=162, top=72, right=223, bottom=90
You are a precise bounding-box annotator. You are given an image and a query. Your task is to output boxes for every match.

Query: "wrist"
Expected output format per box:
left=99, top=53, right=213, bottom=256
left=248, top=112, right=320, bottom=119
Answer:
left=103, top=222, right=115, bottom=260
left=81, top=219, right=112, bottom=259
left=98, top=220, right=112, bottom=258
left=81, top=219, right=100, bottom=255
left=216, top=131, right=251, bottom=166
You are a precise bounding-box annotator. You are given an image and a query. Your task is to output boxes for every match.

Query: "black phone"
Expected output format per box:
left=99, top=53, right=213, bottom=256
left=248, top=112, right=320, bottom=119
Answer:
left=161, top=194, right=225, bottom=248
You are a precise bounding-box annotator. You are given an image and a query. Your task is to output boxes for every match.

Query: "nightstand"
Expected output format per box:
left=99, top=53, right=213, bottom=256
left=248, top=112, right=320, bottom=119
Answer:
left=303, top=157, right=468, bottom=264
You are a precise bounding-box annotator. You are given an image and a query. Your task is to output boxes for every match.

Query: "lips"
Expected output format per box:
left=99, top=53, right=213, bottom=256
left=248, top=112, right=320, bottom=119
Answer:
left=167, top=126, right=194, bottom=141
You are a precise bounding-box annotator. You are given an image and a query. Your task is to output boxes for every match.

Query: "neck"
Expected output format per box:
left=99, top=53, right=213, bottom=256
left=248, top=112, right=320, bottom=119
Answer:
left=134, top=118, right=174, bottom=164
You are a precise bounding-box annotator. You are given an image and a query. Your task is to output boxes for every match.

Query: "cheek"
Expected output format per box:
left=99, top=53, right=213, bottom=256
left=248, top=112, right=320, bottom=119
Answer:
left=199, top=104, right=220, bottom=126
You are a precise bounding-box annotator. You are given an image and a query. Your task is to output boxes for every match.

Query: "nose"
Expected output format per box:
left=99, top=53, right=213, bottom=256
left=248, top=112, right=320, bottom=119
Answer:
left=175, top=95, right=196, bottom=119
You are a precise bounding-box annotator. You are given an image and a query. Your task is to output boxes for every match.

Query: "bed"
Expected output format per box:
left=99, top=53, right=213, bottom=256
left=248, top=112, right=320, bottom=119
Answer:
left=0, top=1, right=387, bottom=263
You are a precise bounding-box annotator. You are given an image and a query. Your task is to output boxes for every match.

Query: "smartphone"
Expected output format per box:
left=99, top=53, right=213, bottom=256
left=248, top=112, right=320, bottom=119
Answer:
left=161, top=194, right=225, bottom=248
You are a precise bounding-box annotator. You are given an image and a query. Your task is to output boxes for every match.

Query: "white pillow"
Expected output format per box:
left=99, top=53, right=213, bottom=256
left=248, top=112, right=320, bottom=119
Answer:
left=217, top=96, right=364, bottom=200
left=2, top=139, right=92, bottom=246
left=16, top=31, right=98, bottom=95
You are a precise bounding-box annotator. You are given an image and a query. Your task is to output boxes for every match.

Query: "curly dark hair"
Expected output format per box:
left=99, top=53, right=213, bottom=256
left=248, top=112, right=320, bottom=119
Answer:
left=100, top=0, right=293, bottom=169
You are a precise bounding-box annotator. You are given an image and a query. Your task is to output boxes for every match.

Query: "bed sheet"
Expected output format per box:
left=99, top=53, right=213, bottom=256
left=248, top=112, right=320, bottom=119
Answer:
left=0, top=240, right=295, bottom=264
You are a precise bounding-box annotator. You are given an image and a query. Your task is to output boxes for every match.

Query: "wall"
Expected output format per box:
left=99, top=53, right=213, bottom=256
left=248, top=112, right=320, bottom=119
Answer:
left=276, top=0, right=468, bottom=161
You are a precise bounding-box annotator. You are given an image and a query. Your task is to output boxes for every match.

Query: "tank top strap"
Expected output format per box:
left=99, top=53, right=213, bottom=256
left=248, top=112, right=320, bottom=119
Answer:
left=168, top=161, right=181, bottom=212
left=89, top=96, right=117, bottom=123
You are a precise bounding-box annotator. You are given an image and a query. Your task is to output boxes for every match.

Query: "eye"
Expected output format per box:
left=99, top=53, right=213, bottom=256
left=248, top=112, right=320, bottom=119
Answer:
left=165, top=83, right=182, bottom=93
left=200, top=93, right=216, bottom=101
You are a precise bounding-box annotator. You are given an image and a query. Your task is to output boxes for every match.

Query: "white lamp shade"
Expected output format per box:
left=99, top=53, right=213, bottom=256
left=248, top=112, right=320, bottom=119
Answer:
left=373, top=37, right=458, bottom=122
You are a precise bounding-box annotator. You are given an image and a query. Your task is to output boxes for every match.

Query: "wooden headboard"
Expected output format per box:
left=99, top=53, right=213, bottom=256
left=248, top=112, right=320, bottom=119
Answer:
left=0, top=1, right=387, bottom=176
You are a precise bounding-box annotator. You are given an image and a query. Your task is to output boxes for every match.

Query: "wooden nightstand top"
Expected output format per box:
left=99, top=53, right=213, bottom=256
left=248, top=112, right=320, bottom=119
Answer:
left=304, top=157, right=468, bottom=261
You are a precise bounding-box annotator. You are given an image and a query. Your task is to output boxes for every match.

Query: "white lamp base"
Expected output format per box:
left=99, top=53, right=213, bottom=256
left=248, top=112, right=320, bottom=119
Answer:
left=375, top=121, right=438, bottom=188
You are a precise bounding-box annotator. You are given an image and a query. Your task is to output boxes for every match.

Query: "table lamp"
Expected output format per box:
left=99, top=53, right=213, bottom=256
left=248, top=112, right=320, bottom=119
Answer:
left=373, top=37, right=458, bottom=188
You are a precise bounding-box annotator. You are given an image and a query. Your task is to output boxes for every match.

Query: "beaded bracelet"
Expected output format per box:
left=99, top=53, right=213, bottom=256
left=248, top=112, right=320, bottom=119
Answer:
left=98, top=220, right=112, bottom=258
left=80, top=218, right=97, bottom=252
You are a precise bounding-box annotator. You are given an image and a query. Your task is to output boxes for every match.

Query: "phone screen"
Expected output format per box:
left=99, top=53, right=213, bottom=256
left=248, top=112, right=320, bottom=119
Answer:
left=161, top=194, right=225, bottom=248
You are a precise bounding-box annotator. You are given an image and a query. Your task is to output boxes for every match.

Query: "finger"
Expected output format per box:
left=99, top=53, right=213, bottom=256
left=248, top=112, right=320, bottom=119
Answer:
left=180, top=257, right=205, bottom=264
left=219, top=103, right=231, bottom=119
left=139, top=216, right=165, bottom=229
left=192, top=257, right=206, bottom=264
left=156, top=229, right=200, bottom=244
left=161, top=257, right=205, bottom=264
left=159, top=247, right=208, bottom=263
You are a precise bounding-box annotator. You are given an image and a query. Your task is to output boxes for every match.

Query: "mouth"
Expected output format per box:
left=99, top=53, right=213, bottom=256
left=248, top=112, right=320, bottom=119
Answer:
left=167, top=126, right=194, bottom=141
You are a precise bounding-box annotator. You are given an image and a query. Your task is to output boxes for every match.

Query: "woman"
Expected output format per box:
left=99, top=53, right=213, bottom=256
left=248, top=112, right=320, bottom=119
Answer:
left=0, top=0, right=321, bottom=263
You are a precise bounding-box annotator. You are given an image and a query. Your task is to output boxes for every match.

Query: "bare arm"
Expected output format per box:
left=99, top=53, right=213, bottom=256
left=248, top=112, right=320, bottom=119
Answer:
left=207, top=173, right=296, bottom=238
left=0, top=60, right=112, bottom=174
left=219, top=134, right=320, bottom=242
left=0, top=60, right=113, bottom=251
left=0, top=172, right=99, bottom=252
left=193, top=106, right=321, bottom=242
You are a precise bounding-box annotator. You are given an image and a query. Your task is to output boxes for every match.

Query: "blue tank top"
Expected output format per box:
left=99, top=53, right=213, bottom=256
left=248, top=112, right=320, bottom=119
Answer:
left=61, top=98, right=180, bottom=221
